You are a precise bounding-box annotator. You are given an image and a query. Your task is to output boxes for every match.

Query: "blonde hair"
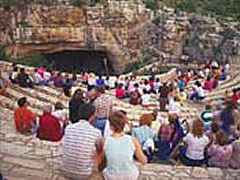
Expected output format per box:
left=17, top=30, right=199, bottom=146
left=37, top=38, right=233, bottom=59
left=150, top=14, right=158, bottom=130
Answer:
left=192, top=119, right=204, bottom=138
left=139, top=114, right=154, bottom=126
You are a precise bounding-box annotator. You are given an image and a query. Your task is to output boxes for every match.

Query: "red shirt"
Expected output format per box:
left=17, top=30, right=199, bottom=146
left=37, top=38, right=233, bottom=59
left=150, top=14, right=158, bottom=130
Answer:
left=14, top=107, right=36, bottom=134
left=116, top=88, right=124, bottom=99
left=37, top=113, right=63, bottom=141
left=232, top=93, right=239, bottom=102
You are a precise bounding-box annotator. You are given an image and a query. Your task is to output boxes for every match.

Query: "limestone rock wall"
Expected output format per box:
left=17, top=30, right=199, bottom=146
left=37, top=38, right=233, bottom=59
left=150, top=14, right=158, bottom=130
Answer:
left=0, top=1, right=239, bottom=72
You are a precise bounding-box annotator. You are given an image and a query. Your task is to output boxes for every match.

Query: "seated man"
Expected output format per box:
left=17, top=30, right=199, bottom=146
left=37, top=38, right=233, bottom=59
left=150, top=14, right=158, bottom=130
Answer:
left=17, top=68, right=34, bottom=88
left=61, top=103, right=101, bottom=179
left=37, top=105, right=63, bottom=141
left=14, top=97, right=37, bottom=135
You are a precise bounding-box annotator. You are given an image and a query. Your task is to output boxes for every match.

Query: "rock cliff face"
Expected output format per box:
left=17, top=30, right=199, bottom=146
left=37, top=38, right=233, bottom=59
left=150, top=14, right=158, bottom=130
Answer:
left=0, top=1, right=239, bottom=72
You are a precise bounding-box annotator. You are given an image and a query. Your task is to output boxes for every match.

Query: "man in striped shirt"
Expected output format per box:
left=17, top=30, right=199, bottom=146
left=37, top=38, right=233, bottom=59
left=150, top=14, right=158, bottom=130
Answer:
left=61, top=103, right=101, bottom=179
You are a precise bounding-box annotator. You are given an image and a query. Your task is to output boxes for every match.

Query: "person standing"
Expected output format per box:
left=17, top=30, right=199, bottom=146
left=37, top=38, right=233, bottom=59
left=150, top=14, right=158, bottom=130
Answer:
left=159, top=82, right=170, bottom=111
left=92, top=86, right=113, bottom=135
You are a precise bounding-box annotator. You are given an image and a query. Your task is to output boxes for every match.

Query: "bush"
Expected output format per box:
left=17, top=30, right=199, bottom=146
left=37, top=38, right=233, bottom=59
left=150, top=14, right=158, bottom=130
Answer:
left=69, top=0, right=88, bottom=6
left=0, top=45, right=8, bottom=60
left=143, top=0, right=159, bottom=11
left=17, top=54, right=50, bottom=68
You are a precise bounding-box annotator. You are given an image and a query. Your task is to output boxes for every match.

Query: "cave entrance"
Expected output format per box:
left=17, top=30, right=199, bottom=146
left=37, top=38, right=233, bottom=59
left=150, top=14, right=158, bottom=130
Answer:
left=43, top=50, right=115, bottom=75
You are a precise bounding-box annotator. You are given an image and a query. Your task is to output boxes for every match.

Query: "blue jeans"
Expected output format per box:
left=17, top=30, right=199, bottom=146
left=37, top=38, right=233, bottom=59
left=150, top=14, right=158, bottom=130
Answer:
left=92, top=118, right=107, bottom=135
left=190, top=93, right=204, bottom=101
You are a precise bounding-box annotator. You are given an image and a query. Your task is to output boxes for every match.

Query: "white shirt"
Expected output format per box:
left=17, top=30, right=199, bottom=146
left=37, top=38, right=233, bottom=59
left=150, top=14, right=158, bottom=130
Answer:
left=109, top=77, right=116, bottom=88
left=43, top=71, right=51, bottom=81
left=142, top=84, right=151, bottom=92
left=142, top=94, right=151, bottom=105
left=185, top=133, right=209, bottom=160
left=197, top=86, right=205, bottom=97
left=33, top=72, right=43, bottom=83
left=168, top=100, right=181, bottom=113
left=88, top=77, right=96, bottom=86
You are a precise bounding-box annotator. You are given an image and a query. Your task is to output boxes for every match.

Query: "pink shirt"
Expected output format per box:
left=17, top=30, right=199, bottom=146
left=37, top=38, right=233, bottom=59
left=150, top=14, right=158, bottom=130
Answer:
left=208, top=144, right=233, bottom=168
left=204, top=80, right=212, bottom=91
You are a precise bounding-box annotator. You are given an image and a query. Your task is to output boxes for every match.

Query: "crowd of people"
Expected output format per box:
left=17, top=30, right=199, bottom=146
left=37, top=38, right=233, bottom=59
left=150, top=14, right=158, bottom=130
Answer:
left=0, top=60, right=240, bottom=180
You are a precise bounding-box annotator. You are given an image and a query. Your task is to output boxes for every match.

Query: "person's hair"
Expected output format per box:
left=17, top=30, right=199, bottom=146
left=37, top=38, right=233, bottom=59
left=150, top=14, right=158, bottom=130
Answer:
left=118, top=83, right=123, bottom=89
left=168, top=113, right=178, bottom=124
left=20, top=68, right=25, bottom=73
left=205, top=104, right=212, bottom=110
left=195, top=81, right=201, bottom=87
left=109, top=111, right=127, bottom=133
left=143, top=88, right=147, bottom=94
left=18, top=97, right=27, bottom=107
left=139, top=114, right=154, bottom=126
left=134, top=83, right=139, bottom=88
left=233, top=88, right=238, bottom=93
left=72, top=89, right=84, bottom=101
left=55, top=102, right=63, bottom=110
left=180, top=88, right=184, bottom=92
left=207, top=76, right=211, bottom=81
left=13, top=66, right=18, bottom=72
left=78, top=103, right=96, bottom=121
left=144, top=79, right=148, bottom=85
left=211, top=122, right=219, bottom=133
left=192, top=119, right=205, bottom=138
left=216, top=131, right=228, bottom=146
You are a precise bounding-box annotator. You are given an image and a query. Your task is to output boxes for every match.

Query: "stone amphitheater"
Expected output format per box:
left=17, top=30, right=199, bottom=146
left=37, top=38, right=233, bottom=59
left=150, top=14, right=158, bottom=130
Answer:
left=1, top=60, right=240, bottom=180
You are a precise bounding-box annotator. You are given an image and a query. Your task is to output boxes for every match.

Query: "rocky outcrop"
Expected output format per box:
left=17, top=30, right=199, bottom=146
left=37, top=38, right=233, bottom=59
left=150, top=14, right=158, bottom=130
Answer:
left=0, top=1, right=239, bottom=72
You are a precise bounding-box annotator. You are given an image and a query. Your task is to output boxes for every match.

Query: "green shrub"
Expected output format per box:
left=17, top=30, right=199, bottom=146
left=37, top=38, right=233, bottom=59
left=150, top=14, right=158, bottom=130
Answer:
left=0, top=45, right=8, bottom=60
left=143, top=0, right=159, bottom=11
left=69, top=0, right=88, bottom=6
left=17, top=54, right=50, bottom=67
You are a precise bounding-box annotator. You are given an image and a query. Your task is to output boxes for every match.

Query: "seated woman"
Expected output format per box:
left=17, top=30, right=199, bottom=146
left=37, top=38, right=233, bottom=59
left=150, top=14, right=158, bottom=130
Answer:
left=115, top=83, right=127, bottom=99
left=95, top=111, right=147, bottom=180
left=190, top=81, right=205, bottom=101
left=207, top=131, right=233, bottom=168
left=230, top=137, right=240, bottom=169
left=179, top=119, right=209, bottom=166
left=204, top=76, right=212, bottom=91
left=219, top=69, right=228, bottom=81
left=141, top=89, right=152, bottom=108
left=156, top=113, right=185, bottom=161
left=132, top=114, right=155, bottom=162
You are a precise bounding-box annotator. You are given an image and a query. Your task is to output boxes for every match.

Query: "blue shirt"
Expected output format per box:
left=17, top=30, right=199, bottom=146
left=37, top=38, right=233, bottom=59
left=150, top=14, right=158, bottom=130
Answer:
left=104, top=135, right=138, bottom=174
left=96, top=79, right=105, bottom=86
left=132, top=126, right=154, bottom=145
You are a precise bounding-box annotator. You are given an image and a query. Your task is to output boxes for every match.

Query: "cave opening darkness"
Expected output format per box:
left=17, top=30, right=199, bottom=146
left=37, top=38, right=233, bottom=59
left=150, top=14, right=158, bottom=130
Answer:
left=43, top=50, right=115, bottom=76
